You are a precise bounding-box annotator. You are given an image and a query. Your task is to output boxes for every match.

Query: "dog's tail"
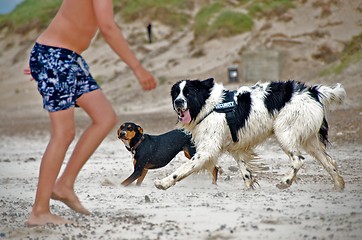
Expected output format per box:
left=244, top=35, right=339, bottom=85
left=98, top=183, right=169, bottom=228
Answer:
left=314, top=83, right=346, bottom=108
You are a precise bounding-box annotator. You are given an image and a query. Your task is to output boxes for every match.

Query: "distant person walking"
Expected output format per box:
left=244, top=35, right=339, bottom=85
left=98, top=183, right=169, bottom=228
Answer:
left=24, top=0, right=156, bottom=226
left=147, top=22, right=152, bottom=43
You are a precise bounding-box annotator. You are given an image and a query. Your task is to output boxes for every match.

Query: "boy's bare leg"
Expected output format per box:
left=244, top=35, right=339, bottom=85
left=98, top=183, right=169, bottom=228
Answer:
left=27, top=108, right=76, bottom=226
left=52, top=90, right=118, bottom=215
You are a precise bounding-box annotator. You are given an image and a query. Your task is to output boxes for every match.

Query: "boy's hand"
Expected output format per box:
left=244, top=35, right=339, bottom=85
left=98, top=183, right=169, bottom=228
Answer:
left=24, top=67, right=34, bottom=81
left=133, top=66, right=157, bottom=91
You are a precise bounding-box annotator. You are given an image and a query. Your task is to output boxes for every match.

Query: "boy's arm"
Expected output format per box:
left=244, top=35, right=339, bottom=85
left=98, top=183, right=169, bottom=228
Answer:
left=92, top=0, right=156, bottom=90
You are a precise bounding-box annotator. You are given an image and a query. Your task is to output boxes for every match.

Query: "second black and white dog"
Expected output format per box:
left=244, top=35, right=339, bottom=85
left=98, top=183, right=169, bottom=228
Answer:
left=154, top=78, right=346, bottom=191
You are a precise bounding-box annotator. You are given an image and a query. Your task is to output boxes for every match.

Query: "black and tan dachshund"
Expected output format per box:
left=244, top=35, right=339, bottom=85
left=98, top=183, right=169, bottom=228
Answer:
left=117, top=122, right=220, bottom=186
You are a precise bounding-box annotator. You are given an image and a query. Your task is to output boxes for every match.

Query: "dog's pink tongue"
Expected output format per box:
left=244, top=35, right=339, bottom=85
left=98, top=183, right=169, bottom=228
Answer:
left=181, top=110, right=191, bottom=124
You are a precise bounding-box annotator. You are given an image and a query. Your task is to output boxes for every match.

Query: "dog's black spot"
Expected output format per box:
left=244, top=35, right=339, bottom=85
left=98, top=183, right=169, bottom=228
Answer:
left=286, top=179, right=290, bottom=184
left=319, top=117, right=329, bottom=147
left=264, top=81, right=295, bottom=115
left=189, top=80, right=214, bottom=121
left=244, top=174, right=250, bottom=179
left=234, top=92, right=252, bottom=131
left=170, top=84, right=181, bottom=100
left=308, top=85, right=321, bottom=103
left=173, top=174, right=177, bottom=179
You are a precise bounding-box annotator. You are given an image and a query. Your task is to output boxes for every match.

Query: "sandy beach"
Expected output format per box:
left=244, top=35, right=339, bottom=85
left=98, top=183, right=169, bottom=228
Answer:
left=1, top=130, right=361, bottom=239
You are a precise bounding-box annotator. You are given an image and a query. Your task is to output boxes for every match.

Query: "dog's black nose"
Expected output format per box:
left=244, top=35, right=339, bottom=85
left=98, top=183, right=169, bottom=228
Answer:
left=119, top=131, right=126, bottom=139
left=174, top=98, right=185, bottom=107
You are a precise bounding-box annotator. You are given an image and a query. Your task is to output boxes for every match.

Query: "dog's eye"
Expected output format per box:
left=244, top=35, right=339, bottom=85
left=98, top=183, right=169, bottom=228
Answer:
left=171, top=91, right=179, bottom=99
left=127, top=126, right=133, bottom=131
left=171, top=85, right=180, bottom=97
left=120, top=124, right=125, bottom=129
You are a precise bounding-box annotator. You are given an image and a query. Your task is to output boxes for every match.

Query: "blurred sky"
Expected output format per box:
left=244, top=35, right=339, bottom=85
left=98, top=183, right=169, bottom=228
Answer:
left=0, top=0, right=24, bottom=14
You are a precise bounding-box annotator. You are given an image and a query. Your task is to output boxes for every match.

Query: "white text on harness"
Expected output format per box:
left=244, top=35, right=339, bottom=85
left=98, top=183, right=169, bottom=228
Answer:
left=215, top=101, right=235, bottom=110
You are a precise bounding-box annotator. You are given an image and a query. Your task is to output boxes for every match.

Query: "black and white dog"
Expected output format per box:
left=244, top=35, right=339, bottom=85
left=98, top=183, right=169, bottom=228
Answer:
left=154, top=78, right=346, bottom=191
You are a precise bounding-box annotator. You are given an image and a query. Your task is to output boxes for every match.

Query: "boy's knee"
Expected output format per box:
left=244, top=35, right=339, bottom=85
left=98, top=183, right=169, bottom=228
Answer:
left=110, top=113, right=118, bottom=128
left=102, top=112, right=118, bottom=130
left=64, top=128, right=76, bottom=143
left=52, top=127, right=75, bottom=147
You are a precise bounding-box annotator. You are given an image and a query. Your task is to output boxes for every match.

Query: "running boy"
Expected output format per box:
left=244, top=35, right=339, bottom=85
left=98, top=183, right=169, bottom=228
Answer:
left=24, top=0, right=157, bottom=226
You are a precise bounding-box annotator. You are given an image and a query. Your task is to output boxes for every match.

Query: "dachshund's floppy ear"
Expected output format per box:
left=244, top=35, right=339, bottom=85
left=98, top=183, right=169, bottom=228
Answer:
left=138, top=126, right=143, bottom=134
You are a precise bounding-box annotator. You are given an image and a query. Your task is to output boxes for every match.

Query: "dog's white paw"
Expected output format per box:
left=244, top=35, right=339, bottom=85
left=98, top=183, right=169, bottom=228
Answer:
left=244, top=177, right=260, bottom=190
left=276, top=182, right=291, bottom=189
left=154, top=179, right=170, bottom=190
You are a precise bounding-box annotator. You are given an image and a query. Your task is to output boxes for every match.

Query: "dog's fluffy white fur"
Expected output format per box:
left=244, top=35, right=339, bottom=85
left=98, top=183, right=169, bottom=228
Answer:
left=154, top=78, right=346, bottom=191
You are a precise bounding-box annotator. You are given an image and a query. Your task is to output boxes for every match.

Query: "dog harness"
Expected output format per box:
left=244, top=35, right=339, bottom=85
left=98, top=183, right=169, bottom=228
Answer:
left=197, top=90, right=239, bottom=142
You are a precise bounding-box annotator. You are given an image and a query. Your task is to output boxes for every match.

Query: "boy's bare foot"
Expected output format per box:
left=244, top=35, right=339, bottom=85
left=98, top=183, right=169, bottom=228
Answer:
left=51, top=191, right=91, bottom=215
left=26, top=212, right=72, bottom=227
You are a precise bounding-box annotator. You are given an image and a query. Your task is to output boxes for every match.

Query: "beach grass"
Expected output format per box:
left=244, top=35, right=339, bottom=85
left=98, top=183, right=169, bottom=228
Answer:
left=193, top=3, right=253, bottom=43
left=320, top=33, right=362, bottom=76
left=115, top=0, right=192, bottom=28
left=0, top=0, right=61, bottom=33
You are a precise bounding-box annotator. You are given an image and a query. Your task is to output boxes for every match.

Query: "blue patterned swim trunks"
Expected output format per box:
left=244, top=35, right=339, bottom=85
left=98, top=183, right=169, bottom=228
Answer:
left=29, top=43, right=100, bottom=112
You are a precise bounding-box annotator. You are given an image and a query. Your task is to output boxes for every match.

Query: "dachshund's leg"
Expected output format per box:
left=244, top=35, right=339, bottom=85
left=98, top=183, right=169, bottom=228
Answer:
left=121, top=170, right=142, bottom=186
left=183, top=149, right=191, bottom=159
left=136, top=169, right=148, bottom=186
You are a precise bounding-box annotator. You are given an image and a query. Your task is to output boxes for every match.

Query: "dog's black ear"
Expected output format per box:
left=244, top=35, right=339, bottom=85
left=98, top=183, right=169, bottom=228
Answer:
left=202, top=78, right=214, bottom=89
